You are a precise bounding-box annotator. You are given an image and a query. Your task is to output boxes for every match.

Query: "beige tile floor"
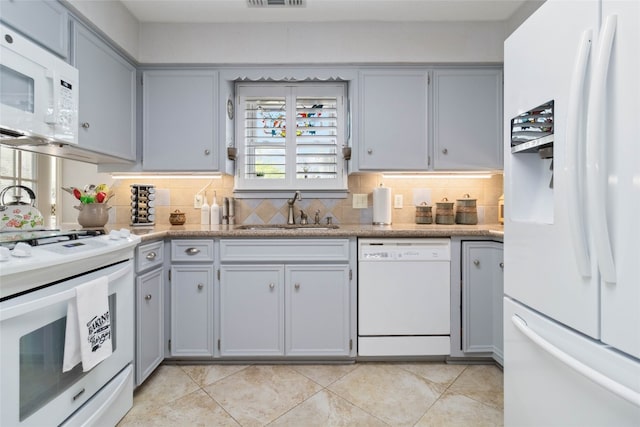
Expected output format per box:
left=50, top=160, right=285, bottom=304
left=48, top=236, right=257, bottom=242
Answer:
left=118, top=362, right=503, bottom=427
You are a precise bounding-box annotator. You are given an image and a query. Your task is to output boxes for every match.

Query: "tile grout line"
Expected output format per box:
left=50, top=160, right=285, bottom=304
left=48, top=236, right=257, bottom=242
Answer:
left=405, top=364, right=470, bottom=427
left=179, top=363, right=255, bottom=426
left=199, top=382, right=243, bottom=426
left=449, top=364, right=504, bottom=411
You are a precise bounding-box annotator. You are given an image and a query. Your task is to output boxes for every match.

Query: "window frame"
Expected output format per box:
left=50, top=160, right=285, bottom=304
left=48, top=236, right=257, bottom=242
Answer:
left=1, top=147, right=57, bottom=226
left=234, top=82, right=348, bottom=196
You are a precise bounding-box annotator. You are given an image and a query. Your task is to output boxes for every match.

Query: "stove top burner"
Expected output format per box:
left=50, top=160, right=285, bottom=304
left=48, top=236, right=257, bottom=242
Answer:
left=0, top=229, right=106, bottom=249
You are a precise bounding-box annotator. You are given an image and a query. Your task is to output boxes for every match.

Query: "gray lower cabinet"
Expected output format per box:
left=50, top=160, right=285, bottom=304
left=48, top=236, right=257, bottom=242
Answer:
left=135, top=241, right=164, bottom=386
left=286, top=265, right=351, bottom=356
left=461, top=241, right=504, bottom=364
left=219, top=265, right=285, bottom=356
left=71, top=20, right=136, bottom=161
left=218, top=239, right=353, bottom=359
left=170, top=240, right=215, bottom=357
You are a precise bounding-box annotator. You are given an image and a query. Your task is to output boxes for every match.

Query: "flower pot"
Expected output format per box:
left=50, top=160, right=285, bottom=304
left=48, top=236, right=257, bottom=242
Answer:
left=75, top=203, right=110, bottom=228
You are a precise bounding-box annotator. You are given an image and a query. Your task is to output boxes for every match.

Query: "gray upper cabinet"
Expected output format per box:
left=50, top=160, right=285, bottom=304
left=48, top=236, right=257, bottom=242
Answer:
left=142, top=70, right=219, bottom=171
left=72, top=21, right=136, bottom=161
left=432, top=68, right=503, bottom=170
left=0, top=0, right=69, bottom=59
left=358, top=70, right=430, bottom=171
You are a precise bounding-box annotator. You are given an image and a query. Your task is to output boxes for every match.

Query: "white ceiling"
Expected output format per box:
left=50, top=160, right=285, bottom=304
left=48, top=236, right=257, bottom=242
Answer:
left=119, top=0, right=534, bottom=24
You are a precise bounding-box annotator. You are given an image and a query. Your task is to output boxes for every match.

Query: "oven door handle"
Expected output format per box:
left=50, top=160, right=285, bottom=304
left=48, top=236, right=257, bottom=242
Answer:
left=0, top=262, right=133, bottom=321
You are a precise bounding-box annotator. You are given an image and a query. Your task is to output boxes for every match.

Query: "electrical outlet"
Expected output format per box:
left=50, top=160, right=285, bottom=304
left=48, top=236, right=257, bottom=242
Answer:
left=194, top=194, right=203, bottom=208
left=352, top=193, right=368, bottom=209
left=394, top=194, right=404, bottom=209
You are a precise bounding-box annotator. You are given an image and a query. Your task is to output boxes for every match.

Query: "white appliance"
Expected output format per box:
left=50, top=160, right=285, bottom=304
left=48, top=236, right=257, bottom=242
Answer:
left=358, top=238, right=450, bottom=356
left=0, top=229, right=140, bottom=426
left=0, top=23, right=78, bottom=147
left=503, top=0, right=640, bottom=425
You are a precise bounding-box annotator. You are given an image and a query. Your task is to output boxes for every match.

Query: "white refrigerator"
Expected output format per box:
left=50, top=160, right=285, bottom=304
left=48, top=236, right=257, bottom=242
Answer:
left=503, top=0, right=640, bottom=426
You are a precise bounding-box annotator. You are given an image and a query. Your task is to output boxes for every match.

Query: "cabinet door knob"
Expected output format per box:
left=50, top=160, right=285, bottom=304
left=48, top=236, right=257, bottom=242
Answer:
left=204, top=149, right=211, bottom=155
left=145, top=251, right=156, bottom=260
left=185, top=247, right=200, bottom=255
left=81, top=122, right=90, bottom=129
left=473, top=259, right=480, bottom=266
left=197, top=283, right=204, bottom=290
left=442, top=148, right=448, bottom=155
left=367, top=148, right=373, bottom=155
left=145, top=294, right=152, bottom=300
left=294, top=283, right=300, bottom=290
left=269, top=283, right=275, bottom=290
left=499, top=262, right=504, bottom=269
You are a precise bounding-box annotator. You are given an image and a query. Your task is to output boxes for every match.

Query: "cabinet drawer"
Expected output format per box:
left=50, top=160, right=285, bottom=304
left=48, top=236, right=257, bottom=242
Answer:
left=220, top=239, right=349, bottom=262
left=171, top=239, right=214, bottom=262
left=136, top=241, right=164, bottom=272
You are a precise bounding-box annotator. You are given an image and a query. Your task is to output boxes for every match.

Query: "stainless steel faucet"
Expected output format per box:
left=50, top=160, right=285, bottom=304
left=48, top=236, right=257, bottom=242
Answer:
left=287, top=191, right=302, bottom=225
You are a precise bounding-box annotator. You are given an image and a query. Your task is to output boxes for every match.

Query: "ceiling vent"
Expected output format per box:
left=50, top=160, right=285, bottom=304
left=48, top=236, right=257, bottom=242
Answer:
left=247, top=0, right=305, bottom=7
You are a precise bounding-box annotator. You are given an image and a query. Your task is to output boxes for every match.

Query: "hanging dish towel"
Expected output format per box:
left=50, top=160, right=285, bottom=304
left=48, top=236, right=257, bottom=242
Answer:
left=63, top=276, right=112, bottom=372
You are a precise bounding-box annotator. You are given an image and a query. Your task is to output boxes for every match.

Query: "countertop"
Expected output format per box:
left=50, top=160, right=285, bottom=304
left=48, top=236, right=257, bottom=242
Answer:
left=116, top=223, right=504, bottom=242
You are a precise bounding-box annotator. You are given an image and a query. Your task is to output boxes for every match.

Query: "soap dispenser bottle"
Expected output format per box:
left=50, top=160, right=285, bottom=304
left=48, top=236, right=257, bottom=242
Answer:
left=210, top=191, right=220, bottom=225
left=200, top=193, right=210, bottom=225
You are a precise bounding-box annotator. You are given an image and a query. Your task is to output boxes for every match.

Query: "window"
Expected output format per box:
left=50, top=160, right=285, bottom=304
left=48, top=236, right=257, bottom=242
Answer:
left=0, top=147, right=37, bottom=194
left=235, top=82, right=348, bottom=194
left=1, top=147, right=57, bottom=226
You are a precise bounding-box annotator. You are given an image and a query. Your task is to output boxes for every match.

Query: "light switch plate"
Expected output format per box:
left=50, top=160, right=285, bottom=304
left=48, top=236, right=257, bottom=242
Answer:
left=353, top=193, right=368, bottom=209
left=394, top=194, right=404, bottom=209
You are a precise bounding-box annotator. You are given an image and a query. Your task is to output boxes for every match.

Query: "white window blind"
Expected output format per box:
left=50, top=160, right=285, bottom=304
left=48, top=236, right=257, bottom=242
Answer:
left=235, top=83, right=347, bottom=193
left=243, top=95, right=287, bottom=179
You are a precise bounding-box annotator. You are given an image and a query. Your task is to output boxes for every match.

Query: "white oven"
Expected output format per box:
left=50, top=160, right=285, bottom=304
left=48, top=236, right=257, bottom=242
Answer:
left=0, top=229, right=139, bottom=427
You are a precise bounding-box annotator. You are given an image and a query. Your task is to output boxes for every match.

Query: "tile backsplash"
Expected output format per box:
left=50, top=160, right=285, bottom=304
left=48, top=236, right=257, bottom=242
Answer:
left=109, top=173, right=503, bottom=226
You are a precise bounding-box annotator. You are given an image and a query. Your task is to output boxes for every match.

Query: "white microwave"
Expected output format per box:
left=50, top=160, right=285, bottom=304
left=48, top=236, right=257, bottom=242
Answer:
left=0, top=23, right=78, bottom=146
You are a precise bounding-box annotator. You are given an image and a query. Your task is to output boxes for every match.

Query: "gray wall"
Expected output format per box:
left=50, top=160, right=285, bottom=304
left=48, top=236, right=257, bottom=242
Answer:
left=66, top=0, right=546, bottom=64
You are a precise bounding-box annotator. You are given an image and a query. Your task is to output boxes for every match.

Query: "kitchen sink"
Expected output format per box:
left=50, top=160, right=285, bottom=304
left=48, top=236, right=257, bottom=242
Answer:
left=235, top=224, right=339, bottom=231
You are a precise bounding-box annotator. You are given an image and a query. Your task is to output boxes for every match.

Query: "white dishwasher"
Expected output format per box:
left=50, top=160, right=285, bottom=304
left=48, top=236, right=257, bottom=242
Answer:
left=358, top=238, right=451, bottom=356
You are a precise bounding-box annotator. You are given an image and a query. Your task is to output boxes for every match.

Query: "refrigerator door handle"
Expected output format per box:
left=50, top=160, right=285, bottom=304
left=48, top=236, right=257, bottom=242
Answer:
left=511, top=315, right=640, bottom=406
left=586, top=14, right=618, bottom=284
left=565, top=29, right=593, bottom=278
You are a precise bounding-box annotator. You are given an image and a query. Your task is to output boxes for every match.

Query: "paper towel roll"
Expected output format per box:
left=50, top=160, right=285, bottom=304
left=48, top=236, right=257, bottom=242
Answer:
left=373, top=186, right=392, bottom=225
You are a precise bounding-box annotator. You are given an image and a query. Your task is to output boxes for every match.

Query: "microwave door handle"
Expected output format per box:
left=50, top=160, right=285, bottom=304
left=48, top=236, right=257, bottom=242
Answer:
left=565, top=28, right=593, bottom=278
left=586, top=14, right=617, bottom=284
left=44, top=69, right=58, bottom=124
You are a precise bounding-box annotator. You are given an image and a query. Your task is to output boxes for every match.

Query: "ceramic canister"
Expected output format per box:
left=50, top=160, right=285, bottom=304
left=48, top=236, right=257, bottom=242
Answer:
left=415, top=203, right=433, bottom=224
left=169, top=209, right=186, bottom=225
left=435, top=198, right=455, bottom=224
left=455, top=194, right=478, bottom=225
